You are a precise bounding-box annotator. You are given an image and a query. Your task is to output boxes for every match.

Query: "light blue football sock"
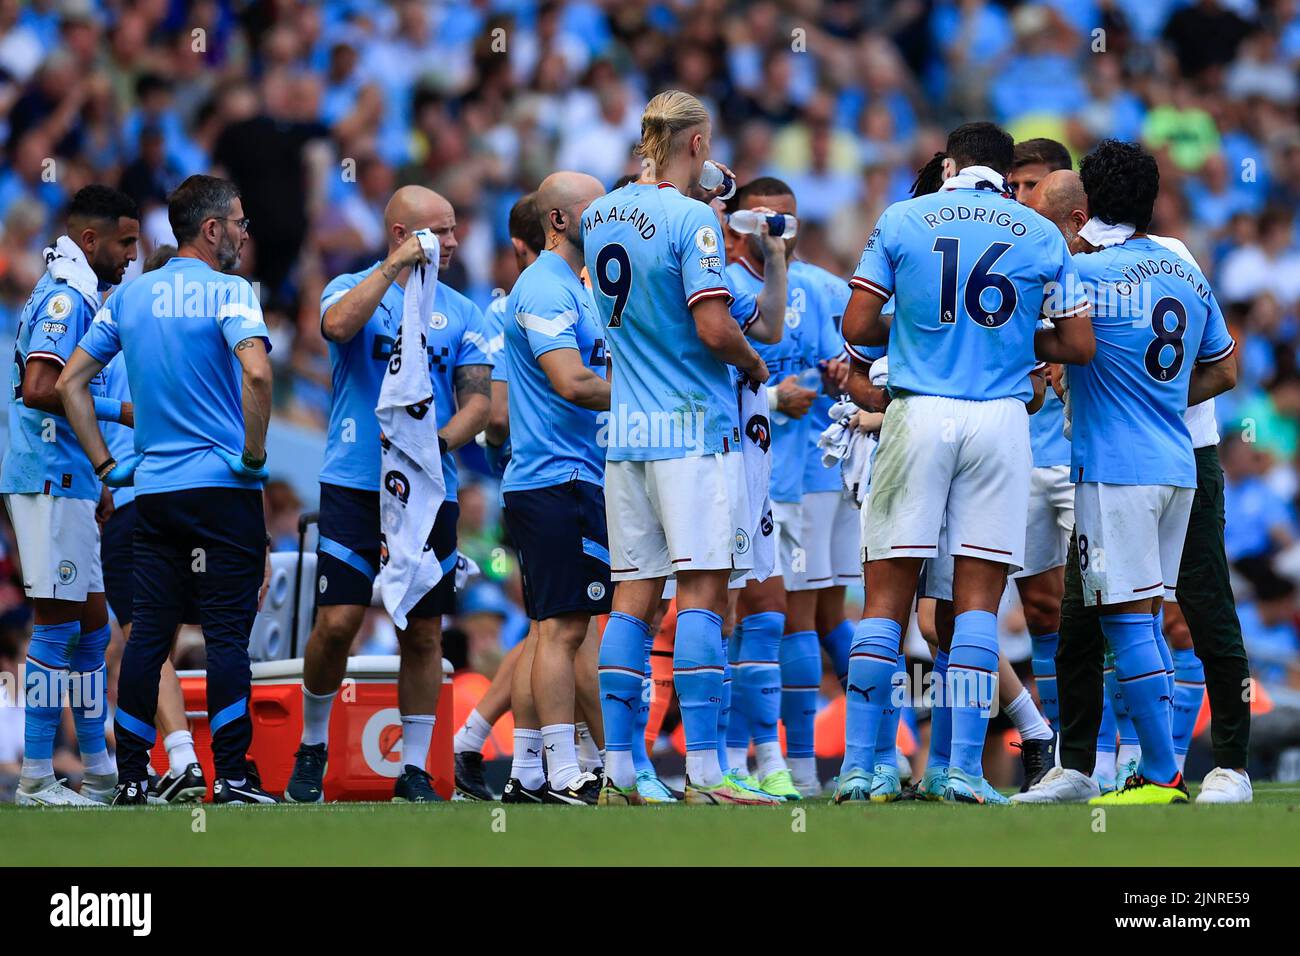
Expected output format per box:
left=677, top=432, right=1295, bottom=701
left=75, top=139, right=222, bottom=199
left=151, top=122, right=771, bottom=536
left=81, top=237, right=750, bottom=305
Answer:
left=948, top=610, right=1000, bottom=777
left=1029, top=631, right=1060, bottom=731
left=820, top=618, right=853, bottom=688
left=1105, top=652, right=1140, bottom=749
left=873, top=652, right=906, bottom=768
left=780, top=630, right=820, bottom=763
left=598, top=612, right=650, bottom=759
left=1153, top=611, right=1176, bottom=707
left=717, top=635, right=733, bottom=772
left=929, top=649, right=952, bottom=770
left=630, top=625, right=655, bottom=773
left=725, top=619, right=751, bottom=755
left=673, top=609, right=725, bottom=758
left=736, top=611, right=783, bottom=745
left=1102, top=613, right=1178, bottom=784
left=69, top=622, right=111, bottom=768
left=1171, top=646, right=1205, bottom=761
left=840, top=618, right=901, bottom=775
left=22, top=621, right=78, bottom=772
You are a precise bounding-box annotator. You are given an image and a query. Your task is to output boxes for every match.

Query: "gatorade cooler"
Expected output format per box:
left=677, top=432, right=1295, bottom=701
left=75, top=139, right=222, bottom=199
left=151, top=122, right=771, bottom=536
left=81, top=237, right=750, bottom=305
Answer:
left=149, top=656, right=455, bottom=801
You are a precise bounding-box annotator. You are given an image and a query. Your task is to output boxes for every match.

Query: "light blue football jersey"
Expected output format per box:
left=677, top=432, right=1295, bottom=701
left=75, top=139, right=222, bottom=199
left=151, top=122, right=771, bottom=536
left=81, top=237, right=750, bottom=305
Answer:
left=101, top=355, right=136, bottom=507
left=1029, top=388, right=1070, bottom=468
left=789, top=259, right=853, bottom=495
left=0, top=274, right=110, bottom=500
left=485, top=293, right=509, bottom=384
left=729, top=256, right=825, bottom=503
left=318, top=263, right=493, bottom=500
left=851, top=183, right=1086, bottom=403
left=1069, top=237, right=1235, bottom=488
left=76, top=256, right=272, bottom=495
left=582, top=182, right=739, bottom=461
left=502, top=250, right=607, bottom=493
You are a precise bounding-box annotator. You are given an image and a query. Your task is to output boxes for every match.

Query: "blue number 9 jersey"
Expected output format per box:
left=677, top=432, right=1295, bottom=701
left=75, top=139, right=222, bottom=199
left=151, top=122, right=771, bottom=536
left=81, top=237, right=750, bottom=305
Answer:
left=851, top=186, right=1086, bottom=403
left=582, top=182, right=739, bottom=461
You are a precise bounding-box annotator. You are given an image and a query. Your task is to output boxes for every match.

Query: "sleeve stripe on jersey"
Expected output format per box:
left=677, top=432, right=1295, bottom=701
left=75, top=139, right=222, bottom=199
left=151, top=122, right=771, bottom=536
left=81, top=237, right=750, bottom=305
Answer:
left=26, top=350, right=66, bottom=367
left=843, top=342, right=876, bottom=365
left=848, top=276, right=891, bottom=300
left=739, top=299, right=761, bottom=332
left=1196, top=339, right=1237, bottom=366
left=517, top=309, right=577, bottom=337
left=216, top=301, right=263, bottom=328
left=687, top=287, right=732, bottom=308
left=1043, top=299, right=1090, bottom=320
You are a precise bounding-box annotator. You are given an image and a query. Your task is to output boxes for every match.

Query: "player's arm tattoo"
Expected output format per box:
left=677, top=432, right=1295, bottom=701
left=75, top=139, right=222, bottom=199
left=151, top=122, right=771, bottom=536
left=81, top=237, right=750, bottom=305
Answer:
left=453, top=363, right=491, bottom=407
left=234, top=337, right=260, bottom=352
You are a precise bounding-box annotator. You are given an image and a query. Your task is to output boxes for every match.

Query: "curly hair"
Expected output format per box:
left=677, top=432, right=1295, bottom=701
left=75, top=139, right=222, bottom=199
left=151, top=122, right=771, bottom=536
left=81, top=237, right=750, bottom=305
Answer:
left=911, top=152, right=947, bottom=197
left=1079, top=140, right=1159, bottom=231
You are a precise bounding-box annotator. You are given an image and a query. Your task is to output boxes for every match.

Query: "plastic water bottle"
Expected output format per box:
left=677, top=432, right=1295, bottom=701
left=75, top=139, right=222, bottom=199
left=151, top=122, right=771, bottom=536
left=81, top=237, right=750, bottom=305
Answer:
left=699, top=160, right=735, bottom=200
left=796, top=365, right=823, bottom=390
left=728, top=210, right=798, bottom=239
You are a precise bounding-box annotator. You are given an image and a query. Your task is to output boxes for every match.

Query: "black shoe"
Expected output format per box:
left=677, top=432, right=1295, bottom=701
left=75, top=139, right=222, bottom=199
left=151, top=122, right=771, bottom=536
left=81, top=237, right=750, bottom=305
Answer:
left=213, top=767, right=280, bottom=805
left=111, top=779, right=149, bottom=806
left=1015, top=736, right=1056, bottom=792
left=393, top=765, right=443, bottom=802
left=284, top=743, right=328, bottom=803
left=544, top=772, right=601, bottom=806
left=454, top=750, right=493, bottom=801
left=154, top=762, right=207, bottom=804
left=501, top=777, right=546, bottom=804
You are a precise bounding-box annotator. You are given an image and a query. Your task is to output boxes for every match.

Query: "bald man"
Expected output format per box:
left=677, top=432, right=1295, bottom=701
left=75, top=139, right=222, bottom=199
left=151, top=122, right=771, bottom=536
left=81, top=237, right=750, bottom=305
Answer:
left=286, top=186, right=493, bottom=803
left=1029, top=169, right=1089, bottom=251
left=495, top=172, right=613, bottom=804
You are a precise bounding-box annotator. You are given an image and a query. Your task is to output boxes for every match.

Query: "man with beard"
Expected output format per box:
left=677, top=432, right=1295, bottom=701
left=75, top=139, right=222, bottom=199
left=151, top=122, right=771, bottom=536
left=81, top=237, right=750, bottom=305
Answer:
left=58, top=175, right=276, bottom=804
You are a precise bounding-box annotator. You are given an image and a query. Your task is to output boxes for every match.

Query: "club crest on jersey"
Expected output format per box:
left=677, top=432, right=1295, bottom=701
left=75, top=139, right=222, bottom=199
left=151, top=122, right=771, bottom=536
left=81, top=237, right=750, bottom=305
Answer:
left=318, top=575, right=328, bottom=594
left=587, top=581, right=606, bottom=601
left=694, top=226, right=719, bottom=254
left=429, top=312, right=448, bottom=330
left=46, top=293, right=72, bottom=321
left=57, top=560, right=77, bottom=585
left=734, top=528, right=750, bottom=554
left=383, top=470, right=411, bottom=504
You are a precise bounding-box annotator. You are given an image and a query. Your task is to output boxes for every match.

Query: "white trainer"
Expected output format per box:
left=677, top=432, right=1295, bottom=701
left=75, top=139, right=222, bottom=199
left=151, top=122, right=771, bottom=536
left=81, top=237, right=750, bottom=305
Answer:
left=1010, top=767, right=1100, bottom=804
left=15, top=776, right=100, bottom=807
left=80, top=771, right=119, bottom=805
left=1195, top=768, right=1252, bottom=804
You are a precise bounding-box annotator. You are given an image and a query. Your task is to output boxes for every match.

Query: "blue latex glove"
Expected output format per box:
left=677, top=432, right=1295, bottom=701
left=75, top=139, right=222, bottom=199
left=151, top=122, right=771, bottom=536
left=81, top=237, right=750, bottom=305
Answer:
left=102, top=454, right=140, bottom=488
left=215, top=448, right=269, bottom=481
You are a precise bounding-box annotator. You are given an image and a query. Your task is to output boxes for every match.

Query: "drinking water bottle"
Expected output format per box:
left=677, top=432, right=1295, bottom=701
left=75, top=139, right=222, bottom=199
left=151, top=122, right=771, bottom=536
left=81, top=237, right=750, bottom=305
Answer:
left=727, top=209, right=798, bottom=239
left=699, top=160, right=736, bottom=200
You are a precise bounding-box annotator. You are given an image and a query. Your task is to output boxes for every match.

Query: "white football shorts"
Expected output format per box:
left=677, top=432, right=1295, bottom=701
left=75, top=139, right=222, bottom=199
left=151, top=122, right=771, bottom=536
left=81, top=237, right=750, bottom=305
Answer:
left=790, top=489, right=861, bottom=591
left=1013, top=464, right=1074, bottom=579
left=5, top=492, right=104, bottom=601
left=1073, top=481, right=1194, bottom=607
left=606, top=452, right=754, bottom=581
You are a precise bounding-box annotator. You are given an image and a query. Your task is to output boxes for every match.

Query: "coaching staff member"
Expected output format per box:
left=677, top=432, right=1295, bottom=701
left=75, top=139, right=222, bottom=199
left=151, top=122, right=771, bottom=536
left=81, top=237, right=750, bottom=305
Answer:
left=58, top=175, right=276, bottom=804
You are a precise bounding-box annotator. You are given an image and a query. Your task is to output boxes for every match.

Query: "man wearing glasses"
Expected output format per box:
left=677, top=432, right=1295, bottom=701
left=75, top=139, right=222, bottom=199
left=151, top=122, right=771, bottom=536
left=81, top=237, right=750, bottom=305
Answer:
left=58, top=174, right=277, bottom=804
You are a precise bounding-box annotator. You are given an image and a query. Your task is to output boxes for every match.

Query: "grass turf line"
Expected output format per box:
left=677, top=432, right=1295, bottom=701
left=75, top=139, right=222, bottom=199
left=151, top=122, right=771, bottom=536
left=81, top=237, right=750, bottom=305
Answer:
left=3, top=784, right=1296, bottom=867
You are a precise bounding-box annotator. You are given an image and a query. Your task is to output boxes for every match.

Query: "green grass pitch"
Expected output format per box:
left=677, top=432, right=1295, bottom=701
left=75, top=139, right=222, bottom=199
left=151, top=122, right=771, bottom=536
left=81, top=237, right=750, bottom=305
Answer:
left=4, top=784, right=1297, bottom=867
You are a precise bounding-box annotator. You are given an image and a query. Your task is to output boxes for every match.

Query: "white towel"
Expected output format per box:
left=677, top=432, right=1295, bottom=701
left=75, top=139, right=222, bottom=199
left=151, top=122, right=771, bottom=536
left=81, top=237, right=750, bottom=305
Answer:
left=818, top=398, right=857, bottom=468
left=1078, top=217, right=1135, bottom=249
left=377, top=230, right=447, bottom=629
left=43, top=235, right=101, bottom=310
left=737, top=371, right=775, bottom=582
left=940, top=165, right=1010, bottom=196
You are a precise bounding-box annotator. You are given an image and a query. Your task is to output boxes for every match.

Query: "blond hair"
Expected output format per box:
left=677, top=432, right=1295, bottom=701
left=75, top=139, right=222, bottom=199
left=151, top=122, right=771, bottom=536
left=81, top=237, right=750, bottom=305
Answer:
left=636, top=90, right=710, bottom=175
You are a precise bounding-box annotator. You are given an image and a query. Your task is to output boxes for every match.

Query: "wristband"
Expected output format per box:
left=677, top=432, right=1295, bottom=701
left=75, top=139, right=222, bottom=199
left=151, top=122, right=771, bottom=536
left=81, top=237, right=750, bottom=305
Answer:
left=766, top=386, right=780, bottom=411
left=94, top=457, right=117, bottom=480
left=241, top=450, right=267, bottom=470
left=93, top=397, right=123, bottom=423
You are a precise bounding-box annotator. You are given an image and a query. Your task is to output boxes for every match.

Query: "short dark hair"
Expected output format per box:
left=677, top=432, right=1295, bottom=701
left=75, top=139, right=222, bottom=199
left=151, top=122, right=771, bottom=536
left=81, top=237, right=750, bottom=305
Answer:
left=508, top=192, right=545, bottom=255
left=1079, top=140, right=1159, bottom=231
left=66, top=185, right=139, bottom=226
left=1012, top=138, right=1072, bottom=173
left=945, top=122, right=1015, bottom=176
left=168, top=174, right=240, bottom=245
left=911, top=152, right=947, bottom=198
left=143, top=244, right=177, bottom=272
left=731, top=176, right=794, bottom=212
